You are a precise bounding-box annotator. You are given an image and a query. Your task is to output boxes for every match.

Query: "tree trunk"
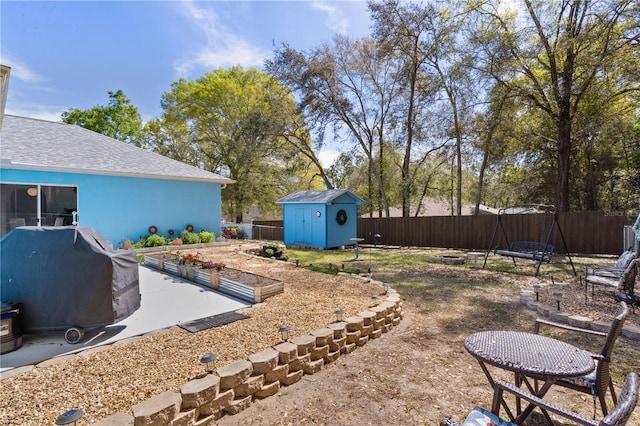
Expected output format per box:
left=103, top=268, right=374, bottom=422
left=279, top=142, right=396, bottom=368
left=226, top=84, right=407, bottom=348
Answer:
left=476, top=144, right=490, bottom=216
left=556, top=118, right=572, bottom=212
left=402, top=59, right=418, bottom=218
left=368, top=140, right=374, bottom=218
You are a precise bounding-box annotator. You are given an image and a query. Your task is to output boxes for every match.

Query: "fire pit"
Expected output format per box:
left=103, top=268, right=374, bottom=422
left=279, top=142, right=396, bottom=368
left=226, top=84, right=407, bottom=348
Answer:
left=428, top=255, right=466, bottom=265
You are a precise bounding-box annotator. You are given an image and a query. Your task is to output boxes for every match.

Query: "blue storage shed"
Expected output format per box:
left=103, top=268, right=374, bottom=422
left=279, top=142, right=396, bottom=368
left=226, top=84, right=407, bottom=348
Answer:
left=276, top=189, right=363, bottom=249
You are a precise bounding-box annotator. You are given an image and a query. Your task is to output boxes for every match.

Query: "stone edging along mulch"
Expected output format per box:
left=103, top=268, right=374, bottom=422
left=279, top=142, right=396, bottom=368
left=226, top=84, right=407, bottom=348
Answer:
left=112, top=283, right=404, bottom=425
left=519, top=287, right=640, bottom=341
left=51, top=277, right=403, bottom=425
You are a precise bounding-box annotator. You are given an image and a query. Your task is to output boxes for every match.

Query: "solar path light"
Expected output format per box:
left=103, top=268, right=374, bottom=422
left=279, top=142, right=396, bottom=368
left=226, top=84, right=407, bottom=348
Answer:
left=55, top=409, right=84, bottom=425
left=278, top=325, right=290, bottom=342
left=553, top=292, right=563, bottom=311
left=200, top=352, right=217, bottom=374
left=533, top=285, right=541, bottom=301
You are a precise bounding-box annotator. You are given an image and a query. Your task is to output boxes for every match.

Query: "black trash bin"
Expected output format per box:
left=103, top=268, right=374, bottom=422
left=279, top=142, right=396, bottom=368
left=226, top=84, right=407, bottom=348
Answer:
left=1, top=301, right=23, bottom=354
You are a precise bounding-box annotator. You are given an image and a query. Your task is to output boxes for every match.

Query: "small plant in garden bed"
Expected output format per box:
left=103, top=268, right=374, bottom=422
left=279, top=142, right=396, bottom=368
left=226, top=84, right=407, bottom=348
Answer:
left=222, top=226, right=244, bottom=239
left=198, top=230, right=215, bottom=243
left=258, top=243, right=287, bottom=260
left=179, top=229, right=216, bottom=244
left=181, top=230, right=201, bottom=245
left=177, top=251, right=201, bottom=265
left=201, top=261, right=226, bottom=271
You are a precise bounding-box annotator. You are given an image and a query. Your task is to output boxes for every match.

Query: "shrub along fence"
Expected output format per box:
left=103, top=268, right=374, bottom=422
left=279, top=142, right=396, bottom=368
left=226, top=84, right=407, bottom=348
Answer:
left=254, top=211, right=632, bottom=255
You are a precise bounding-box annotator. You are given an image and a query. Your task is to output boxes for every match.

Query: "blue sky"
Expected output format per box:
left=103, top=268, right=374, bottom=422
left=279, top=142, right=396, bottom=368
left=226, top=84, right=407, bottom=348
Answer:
left=1, top=0, right=372, bottom=123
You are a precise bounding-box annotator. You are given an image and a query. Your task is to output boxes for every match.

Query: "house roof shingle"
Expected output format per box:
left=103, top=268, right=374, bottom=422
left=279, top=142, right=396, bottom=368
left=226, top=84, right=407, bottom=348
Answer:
left=0, top=115, right=234, bottom=184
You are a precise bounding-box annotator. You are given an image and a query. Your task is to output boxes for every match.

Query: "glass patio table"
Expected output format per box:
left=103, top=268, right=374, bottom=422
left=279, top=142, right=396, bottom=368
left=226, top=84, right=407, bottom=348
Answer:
left=464, top=330, right=595, bottom=424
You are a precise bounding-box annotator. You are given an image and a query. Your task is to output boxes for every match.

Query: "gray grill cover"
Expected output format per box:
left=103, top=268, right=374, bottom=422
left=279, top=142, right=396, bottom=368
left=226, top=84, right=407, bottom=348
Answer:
left=1, top=226, right=140, bottom=331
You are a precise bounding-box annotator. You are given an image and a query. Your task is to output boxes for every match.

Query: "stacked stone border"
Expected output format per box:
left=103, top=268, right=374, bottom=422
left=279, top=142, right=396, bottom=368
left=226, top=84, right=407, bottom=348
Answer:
left=82, top=287, right=403, bottom=425
left=519, top=285, right=640, bottom=341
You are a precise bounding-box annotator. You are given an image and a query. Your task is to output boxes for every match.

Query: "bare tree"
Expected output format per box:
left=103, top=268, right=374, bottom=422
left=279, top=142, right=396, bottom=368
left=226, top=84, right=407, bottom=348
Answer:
left=266, top=36, right=400, bottom=216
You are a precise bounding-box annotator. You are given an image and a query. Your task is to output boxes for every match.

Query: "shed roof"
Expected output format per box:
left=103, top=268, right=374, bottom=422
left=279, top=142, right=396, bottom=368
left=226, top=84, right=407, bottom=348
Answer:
left=276, top=189, right=363, bottom=205
left=0, top=115, right=234, bottom=184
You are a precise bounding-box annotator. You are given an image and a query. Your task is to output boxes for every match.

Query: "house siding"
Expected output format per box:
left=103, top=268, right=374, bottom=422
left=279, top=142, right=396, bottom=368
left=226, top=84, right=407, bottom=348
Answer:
left=1, top=168, right=222, bottom=246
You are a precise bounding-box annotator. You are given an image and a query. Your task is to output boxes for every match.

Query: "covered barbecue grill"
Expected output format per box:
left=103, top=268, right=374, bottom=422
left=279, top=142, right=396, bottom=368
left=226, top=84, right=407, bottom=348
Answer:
left=0, top=226, right=140, bottom=343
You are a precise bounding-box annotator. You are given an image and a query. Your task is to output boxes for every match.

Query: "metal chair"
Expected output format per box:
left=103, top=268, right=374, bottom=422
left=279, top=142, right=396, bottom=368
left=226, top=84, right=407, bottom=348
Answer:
left=440, top=372, right=638, bottom=426
left=534, top=301, right=629, bottom=417
left=491, top=372, right=638, bottom=426
left=586, top=250, right=636, bottom=280
left=614, top=266, right=640, bottom=310
left=584, top=258, right=639, bottom=297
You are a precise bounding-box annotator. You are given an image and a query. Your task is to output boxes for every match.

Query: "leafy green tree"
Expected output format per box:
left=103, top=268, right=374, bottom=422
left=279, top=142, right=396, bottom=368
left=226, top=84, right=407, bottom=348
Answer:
left=147, top=66, right=311, bottom=223
left=471, top=0, right=640, bottom=211
left=61, top=90, right=144, bottom=146
left=325, top=152, right=361, bottom=191
left=468, top=83, right=513, bottom=213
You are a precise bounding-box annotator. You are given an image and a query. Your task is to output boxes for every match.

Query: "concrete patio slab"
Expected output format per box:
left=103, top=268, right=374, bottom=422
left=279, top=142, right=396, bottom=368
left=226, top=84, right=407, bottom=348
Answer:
left=0, top=266, right=250, bottom=372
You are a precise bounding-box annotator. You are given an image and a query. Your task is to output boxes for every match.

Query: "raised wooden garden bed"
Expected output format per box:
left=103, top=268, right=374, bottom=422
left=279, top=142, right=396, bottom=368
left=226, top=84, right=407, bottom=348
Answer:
left=142, top=255, right=284, bottom=303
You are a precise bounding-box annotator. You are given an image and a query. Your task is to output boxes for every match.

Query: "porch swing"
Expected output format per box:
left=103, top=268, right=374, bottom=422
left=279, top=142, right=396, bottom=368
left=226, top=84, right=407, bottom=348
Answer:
left=482, top=204, right=576, bottom=277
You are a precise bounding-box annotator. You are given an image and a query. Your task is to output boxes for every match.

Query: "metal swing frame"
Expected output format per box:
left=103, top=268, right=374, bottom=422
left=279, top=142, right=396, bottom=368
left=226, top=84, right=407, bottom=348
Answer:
left=482, top=204, right=576, bottom=277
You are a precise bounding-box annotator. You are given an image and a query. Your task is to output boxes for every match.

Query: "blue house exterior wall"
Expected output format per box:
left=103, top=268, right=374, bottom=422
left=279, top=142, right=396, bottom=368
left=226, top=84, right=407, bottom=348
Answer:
left=1, top=168, right=222, bottom=246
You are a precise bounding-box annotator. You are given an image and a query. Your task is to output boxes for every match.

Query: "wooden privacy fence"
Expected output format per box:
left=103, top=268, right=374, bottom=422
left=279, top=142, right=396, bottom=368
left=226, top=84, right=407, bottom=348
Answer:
left=252, top=221, right=283, bottom=242
left=254, top=211, right=631, bottom=255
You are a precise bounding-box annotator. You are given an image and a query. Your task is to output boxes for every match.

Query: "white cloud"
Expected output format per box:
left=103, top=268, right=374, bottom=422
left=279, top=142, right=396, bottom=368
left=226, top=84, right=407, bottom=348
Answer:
left=0, top=53, right=44, bottom=83
left=1, top=54, right=59, bottom=120
left=174, top=1, right=270, bottom=76
left=309, top=0, right=349, bottom=35
left=318, top=148, right=341, bottom=168
left=5, top=105, right=62, bottom=122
